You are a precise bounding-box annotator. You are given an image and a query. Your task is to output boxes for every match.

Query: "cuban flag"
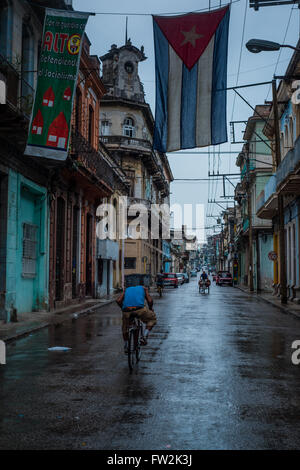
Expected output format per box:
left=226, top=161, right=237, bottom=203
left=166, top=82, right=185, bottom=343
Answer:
left=153, top=6, right=230, bottom=153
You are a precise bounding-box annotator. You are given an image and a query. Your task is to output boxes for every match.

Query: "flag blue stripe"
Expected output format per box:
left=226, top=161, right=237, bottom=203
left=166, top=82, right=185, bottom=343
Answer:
left=153, top=19, right=169, bottom=153
left=181, top=62, right=198, bottom=149
left=211, top=8, right=230, bottom=145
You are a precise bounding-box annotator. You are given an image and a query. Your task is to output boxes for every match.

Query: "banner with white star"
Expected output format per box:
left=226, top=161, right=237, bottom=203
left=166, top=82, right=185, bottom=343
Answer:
left=152, top=6, right=230, bottom=152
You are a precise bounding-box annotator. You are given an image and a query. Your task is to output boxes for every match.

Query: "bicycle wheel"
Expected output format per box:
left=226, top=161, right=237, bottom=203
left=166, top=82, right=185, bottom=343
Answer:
left=135, top=324, right=142, bottom=362
left=128, top=329, right=136, bottom=370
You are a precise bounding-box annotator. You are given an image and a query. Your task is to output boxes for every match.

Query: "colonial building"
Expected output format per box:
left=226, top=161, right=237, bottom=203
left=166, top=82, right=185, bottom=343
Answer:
left=49, top=34, right=128, bottom=309
left=0, top=0, right=59, bottom=321
left=259, top=42, right=300, bottom=301
left=234, top=105, right=273, bottom=291
left=99, top=39, right=173, bottom=280
left=0, top=0, right=128, bottom=321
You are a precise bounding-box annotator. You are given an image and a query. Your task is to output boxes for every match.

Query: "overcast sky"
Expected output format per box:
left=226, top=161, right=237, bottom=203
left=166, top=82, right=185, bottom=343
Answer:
left=73, top=0, right=300, bottom=238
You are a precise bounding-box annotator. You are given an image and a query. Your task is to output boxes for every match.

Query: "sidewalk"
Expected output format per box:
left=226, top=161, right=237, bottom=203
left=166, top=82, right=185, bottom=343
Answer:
left=0, top=295, right=119, bottom=343
left=236, top=285, right=300, bottom=319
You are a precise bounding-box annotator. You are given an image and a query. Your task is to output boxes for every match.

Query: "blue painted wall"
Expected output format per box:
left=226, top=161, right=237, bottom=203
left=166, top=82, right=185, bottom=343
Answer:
left=5, top=170, right=49, bottom=317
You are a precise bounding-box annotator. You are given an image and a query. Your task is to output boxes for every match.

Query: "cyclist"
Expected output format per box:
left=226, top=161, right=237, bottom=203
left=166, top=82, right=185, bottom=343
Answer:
left=156, top=272, right=164, bottom=291
left=116, top=285, right=157, bottom=353
left=198, top=270, right=208, bottom=289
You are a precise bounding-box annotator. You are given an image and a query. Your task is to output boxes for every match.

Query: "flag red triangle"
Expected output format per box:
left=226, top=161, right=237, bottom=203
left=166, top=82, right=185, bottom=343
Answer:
left=154, top=6, right=229, bottom=70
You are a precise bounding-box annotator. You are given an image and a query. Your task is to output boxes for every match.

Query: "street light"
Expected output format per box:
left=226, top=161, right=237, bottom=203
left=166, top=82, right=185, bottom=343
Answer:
left=246, top=39, right=300, bottom=53
left=245, top=38, right=293, bottom=304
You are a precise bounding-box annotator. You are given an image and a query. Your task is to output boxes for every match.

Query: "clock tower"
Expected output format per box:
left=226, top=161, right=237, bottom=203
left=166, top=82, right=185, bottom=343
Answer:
left=100, top=39, right=147, bottom=103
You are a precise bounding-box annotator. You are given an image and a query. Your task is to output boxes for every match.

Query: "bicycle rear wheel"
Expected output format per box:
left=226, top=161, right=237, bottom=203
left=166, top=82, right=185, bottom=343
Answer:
left=128, top=329, right=136, bottom=370
left=135, top=324, right=143, bottom=362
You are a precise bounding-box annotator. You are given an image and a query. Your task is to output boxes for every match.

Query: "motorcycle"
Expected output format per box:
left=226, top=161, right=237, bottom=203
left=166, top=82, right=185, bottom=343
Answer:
left=198, top=279, right=211, bottom=294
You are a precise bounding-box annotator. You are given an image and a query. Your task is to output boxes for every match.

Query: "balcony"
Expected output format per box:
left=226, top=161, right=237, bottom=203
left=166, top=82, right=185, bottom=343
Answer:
left=100, top=135, right=152, bottom=151
left=100, top=135, right=169, bottom=195
left=127, top=197, right=151, bottom=210
left=276, top=135, right=300, bottom=194
left=257, top=174, right=278, bottom=219
left=70, top=128, right=128, bottom=196
left=0, top=54, right=34, bottom=146
left=97, top=239, right=119, bottom=260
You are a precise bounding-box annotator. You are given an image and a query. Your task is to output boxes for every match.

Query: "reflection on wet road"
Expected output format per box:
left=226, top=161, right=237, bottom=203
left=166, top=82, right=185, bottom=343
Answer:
left=1, top=278, right=300, bottom=449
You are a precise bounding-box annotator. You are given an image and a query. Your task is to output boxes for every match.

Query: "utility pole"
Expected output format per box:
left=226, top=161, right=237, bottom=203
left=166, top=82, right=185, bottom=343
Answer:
left=272, top=79, right=287, bottom=304
left=246, top=150, right=254, bottom=292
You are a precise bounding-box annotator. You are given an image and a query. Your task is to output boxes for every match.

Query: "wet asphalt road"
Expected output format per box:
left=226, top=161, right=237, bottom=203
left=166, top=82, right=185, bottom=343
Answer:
left=1, top=277, right=300, bottom=450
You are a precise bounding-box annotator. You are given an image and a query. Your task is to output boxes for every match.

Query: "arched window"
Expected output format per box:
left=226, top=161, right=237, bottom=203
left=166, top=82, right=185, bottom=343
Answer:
left=123, top=117, right=135, bottom=137
left=75, top=87, right=82, bottom=132
left=88, top=105, right=94, bottom=145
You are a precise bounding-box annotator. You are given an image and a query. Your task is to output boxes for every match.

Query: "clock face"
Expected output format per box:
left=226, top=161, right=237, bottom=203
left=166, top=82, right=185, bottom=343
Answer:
left=124, top=61, right=134, bottom=74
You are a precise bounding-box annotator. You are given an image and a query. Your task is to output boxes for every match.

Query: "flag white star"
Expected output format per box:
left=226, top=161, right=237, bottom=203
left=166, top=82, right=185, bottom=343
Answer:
left=180, top=26, right=203, bottom=48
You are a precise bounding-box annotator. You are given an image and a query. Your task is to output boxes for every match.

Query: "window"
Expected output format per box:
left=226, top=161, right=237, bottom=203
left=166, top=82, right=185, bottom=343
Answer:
left=123, top=117, right=135, bottom=137
left=21, top=23, right=34, bottom=94
left=124, top=257, right=136, bottom=269
left=97, top=259, right=103, bottom=285
left=0, top=1, right=12, bottom=59
left=75, top=88, right=82, bottom=132
left=101, top=120, right=110, bottom=136
left=22, top=223, right=37, bottom=278
left=88, top=105, right=94, bottom=145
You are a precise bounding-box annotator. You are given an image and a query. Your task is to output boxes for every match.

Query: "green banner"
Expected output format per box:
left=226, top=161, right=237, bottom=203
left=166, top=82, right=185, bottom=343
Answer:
left=25, top=8, right=89, bottom=161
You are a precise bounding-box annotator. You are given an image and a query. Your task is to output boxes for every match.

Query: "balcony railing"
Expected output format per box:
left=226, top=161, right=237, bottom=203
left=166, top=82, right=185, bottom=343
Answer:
left=0, top=54, right=34, bottom=117
left=100, top=135, right=152, bottom=150
left=71, top=128, right=124, bottom=191
left=276, top=135, right=300, bottom=188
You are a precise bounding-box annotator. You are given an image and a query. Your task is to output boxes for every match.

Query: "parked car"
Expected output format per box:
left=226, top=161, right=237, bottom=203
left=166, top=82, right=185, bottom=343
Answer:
left=216, top=271, right=233, bottom=286
left=182, top=272, right=189, bottom=283
left=176, top=273, right=185, bottom=285
left=190, top=271, right=197, bottom=277
left=162, top=273, right=179, bottom=288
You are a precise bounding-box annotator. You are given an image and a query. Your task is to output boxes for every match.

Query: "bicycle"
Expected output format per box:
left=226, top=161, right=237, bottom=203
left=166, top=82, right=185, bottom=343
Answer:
left=198, top=280, right=210, bottom=294
left=126, top=312, right=144, bottom=371
left=157, top=284, right=163, bottom=297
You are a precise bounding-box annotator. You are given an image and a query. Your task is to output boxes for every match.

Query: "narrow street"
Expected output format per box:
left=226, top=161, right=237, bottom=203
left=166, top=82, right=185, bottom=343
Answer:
left=1, top=276, right=300, bottom=450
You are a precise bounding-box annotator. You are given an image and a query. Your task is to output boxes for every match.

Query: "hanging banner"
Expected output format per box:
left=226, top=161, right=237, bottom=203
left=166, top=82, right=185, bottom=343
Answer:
left=24, top=8, right=90, bottom=161
left=152, top=5, right=230, bottom=153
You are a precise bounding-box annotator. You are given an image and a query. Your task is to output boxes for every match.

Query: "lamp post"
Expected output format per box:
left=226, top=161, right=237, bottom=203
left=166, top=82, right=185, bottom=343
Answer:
left=246, top=39, right=300, bottom=54
left=245, top=38, right=293, bottom=304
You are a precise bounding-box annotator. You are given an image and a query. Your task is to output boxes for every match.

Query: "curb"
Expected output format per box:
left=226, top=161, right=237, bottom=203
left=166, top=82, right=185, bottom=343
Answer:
left=1, top=297, right=117, bottom=344
left=235, top=285, right=300, bottom=320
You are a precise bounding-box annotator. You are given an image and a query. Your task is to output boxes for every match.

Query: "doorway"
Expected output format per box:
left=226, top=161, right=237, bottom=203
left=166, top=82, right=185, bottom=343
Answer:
left=55, top=197, right=65, bottom=301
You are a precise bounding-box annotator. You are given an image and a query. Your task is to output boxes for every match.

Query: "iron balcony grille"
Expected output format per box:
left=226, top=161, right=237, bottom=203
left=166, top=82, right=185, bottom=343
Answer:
left=22, top=223, right=38, bottom=278
left=70, top=127, right=129, bottom=192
